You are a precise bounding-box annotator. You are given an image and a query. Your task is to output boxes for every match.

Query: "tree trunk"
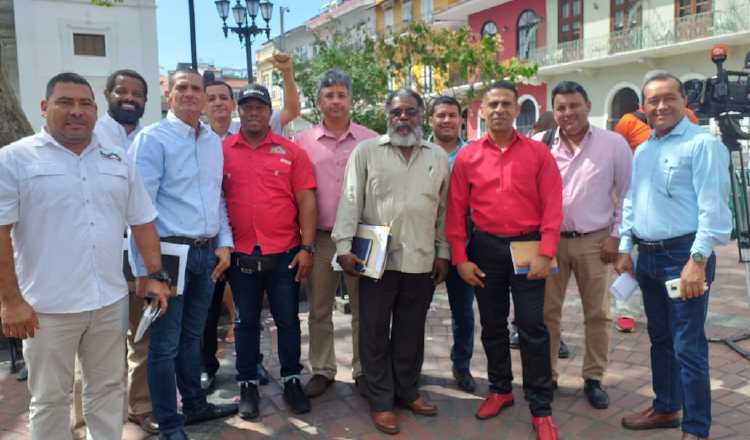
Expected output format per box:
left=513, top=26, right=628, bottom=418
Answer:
left=0, top=68, right=33, bottom=147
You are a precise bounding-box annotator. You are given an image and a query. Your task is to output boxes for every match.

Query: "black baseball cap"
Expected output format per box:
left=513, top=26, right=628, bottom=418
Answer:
left=237, top=84, right=272, bottom=107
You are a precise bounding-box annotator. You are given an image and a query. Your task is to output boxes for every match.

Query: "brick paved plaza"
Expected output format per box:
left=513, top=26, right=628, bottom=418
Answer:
left=2, top=244, right=749, bottom=440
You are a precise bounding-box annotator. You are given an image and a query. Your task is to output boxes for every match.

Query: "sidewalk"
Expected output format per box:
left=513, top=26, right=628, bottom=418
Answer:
left=2, top=243, right=749, bottom=440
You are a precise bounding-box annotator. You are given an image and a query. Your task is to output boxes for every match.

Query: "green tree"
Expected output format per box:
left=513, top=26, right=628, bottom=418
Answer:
left=293, top=28, right=389, bottom=134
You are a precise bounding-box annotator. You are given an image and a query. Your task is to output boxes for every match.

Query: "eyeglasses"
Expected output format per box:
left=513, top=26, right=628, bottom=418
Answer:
left=389, top=107, right=420, bottom=118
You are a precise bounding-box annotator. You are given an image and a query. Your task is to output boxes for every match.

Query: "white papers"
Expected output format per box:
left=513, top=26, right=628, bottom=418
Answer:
left=332, top=224, right=391, bottom=279
left=610, top=272, right=639, bottom=302
left=123, top=238, right=190, bottom=296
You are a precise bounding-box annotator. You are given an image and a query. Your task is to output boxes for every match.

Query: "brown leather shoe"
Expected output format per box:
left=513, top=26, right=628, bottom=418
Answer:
left=681, top=433, right=709, bottom=440
left=407, top=396, right=438, bottom=416
left=127, top=413, right=159, bottom=434
left=371, top=411, right=399, bottom=435
left=621, top=407, right=680, bottom=430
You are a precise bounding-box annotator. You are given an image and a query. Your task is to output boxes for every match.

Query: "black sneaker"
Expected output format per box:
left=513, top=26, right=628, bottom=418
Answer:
left=283, top=378, right=311, bottom=414
left=509, top=330, right=520, bottom=349
left=452, top=366, right=476, bottom=393
left=184, top=403, right=238, bottom=425
left=239, top=382, right=260, bottom=420
left=257, top=363, right=270, bottom=386
left=558, top=340, right=571, bottom=359
left=584, top=379, right=609, bottom=409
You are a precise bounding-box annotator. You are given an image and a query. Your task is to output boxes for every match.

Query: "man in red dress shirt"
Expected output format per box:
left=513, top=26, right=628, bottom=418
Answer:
left=446, top=81, right=562, bottom=440
left=222, top=84, right=317, bottom=420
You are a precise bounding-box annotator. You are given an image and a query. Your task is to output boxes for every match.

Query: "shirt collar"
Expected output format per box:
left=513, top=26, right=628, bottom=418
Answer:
left=649, top=116, right=690, bottom=140
left=481, top=131, right=520, bottom=149
left=226, top=128, right=278, bottom=150
left=314, top=121, right=357, bottom=142
left=553, top=124, right=593, bottom=150
left=100, top=112, right=142, bottom=141
left=38, top=127, right=99, bottom=156
left=377, top=134, right=432, bottom=149
left=166, top=110, right=207, bottom=139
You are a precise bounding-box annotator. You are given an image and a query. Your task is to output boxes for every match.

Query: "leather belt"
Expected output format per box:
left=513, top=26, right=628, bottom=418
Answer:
left=474, top=230, right=540, bottom=243
left=560, top=228, right=607, bottom=239
left=161, top=236, right=215, bottom=248
left=633, top=233, right=696, bottom=250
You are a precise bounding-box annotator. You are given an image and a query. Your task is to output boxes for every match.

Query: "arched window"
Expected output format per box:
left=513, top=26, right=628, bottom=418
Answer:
left=517, top=99, right=538, bottom=135
left=609, top=87, right=639, bottom=129
left=517, top=10, right=541, bottom=60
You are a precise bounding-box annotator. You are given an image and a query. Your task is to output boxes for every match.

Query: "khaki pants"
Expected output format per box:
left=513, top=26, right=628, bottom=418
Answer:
left=125, top=292, right=151, bottom=416
left=24, top=296, right=128, bottom=440
left=544, top=229, right=612, bottom=381
left=305, top=230, right=361, bottom=379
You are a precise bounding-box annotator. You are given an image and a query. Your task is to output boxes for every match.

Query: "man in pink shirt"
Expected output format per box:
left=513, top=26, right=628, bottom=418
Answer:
left=533, top=81, right=631, bottom=410
left=293, top=70, right=378, bottom=398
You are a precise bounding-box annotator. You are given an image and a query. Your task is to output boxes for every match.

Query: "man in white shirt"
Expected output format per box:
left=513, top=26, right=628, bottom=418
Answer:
left=93, top=68, right=159, bottom=435
left=0, top=72, right=170, bottom=440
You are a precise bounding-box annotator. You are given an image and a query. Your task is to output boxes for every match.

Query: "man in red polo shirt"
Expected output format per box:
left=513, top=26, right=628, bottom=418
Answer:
left=446, top=81, right=562, bottom=440
left=222, top=84, right=317, bottom=420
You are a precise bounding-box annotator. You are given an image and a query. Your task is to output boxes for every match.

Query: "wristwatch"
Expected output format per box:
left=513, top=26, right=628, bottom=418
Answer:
left=300, top=244, right=316, bottom=255
left=147, top=269, right=172, bottom=287
left=691, top=252, right=705, bottom=263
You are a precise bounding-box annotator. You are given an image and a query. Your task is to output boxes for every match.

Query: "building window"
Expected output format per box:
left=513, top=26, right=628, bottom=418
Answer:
left=480, top=20, right=498, bottom=38
left=676, top=0, right=712, bottom=17
left=611, top=0, right=641, bottom=31
left=517, top=10, right=541, bottom=60
left=558, top=0, right=583, bottom=43
left=73, top=33, right=106, bottom=57
left=401, top=0, right=412, bottom=25
left=384, top=7, right=394, bottom=35
left=517, top=99, right=537, bottom=135
left=421, top=65, right=433, bottom=94
left=421, top=0, right=432, bottom=19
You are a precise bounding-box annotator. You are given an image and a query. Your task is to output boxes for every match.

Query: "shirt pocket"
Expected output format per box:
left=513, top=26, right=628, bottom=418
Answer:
left=21, top=162, right=70, bottom=204
left=661, top=155, right=691, bottom=198
left=97, top=161, right=129, bottom=207
left=263, top=161, right=292, bottom=193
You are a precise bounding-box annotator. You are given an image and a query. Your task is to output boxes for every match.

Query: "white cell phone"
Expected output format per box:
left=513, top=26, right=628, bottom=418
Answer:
left=665, top=278, right=709, bottom=299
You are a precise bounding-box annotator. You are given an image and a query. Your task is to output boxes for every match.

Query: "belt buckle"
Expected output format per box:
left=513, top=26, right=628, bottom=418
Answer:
left=194, top=238, right=209, bottom=247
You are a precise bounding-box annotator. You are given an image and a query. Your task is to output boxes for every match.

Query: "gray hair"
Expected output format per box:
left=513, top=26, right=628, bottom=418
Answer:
left=385, top=88, right=425, bottom=113
left=317, top=69, right=352, bottom=98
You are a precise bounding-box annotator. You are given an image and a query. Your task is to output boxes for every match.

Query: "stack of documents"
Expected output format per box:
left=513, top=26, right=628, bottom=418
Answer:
left=509, top=241, right=559, bottom=275
left=333, top=224, right=390, bottom=279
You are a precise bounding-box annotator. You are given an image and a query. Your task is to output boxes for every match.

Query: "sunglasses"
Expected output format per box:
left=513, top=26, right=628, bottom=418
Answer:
left=389, top=107, right=420, bottom=118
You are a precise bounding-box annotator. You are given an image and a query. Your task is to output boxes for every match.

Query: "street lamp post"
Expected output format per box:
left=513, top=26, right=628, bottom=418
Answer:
left=214, top=0, right=273, bottom=84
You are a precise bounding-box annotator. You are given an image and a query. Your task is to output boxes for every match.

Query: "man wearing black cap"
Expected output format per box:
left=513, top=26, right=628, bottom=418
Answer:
left=222, top=84, right=317, bottom=419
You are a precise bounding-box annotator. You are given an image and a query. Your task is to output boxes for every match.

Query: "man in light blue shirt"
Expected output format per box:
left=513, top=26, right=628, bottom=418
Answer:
left=129, top=69, right=237, bottom=440
left=616, top=73, right=731, bottom=440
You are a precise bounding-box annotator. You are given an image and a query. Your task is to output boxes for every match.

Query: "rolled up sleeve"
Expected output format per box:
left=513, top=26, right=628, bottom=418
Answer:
left=0, top=149, right=19, bottom=226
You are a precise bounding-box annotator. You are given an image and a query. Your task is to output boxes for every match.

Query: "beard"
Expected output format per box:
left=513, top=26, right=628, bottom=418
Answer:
left=108, top=101, right=145, bottom=125
left=388, top=123, right=423, bottom=148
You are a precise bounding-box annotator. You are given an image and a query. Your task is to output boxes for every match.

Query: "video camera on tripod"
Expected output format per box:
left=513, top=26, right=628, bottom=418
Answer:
left=687, top=44, right=750, bottom=148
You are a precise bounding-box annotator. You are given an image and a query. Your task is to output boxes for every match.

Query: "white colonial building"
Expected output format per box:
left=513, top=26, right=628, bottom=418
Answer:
left=11, top=0, right=160, bottom=130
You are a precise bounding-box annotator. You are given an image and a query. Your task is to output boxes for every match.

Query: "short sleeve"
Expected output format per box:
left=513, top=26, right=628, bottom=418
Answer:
left=291, top=147, right=316, bottom=193
left=0, top=149, right=19, bottom=225
left=125, top=156, right=158, bottom=226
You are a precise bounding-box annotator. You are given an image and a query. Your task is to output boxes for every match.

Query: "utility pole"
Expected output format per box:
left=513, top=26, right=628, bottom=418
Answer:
left=279, top=6, right=290, bottom=51
left=188, top=0, right=198, bottom=70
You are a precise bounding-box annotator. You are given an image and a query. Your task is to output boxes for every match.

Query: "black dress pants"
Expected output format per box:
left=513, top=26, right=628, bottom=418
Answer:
left=470, top=231, right=554, bottom=416
left=359, top=271, right=434, bottom=412
left=201, top=278, right=225, bottom=376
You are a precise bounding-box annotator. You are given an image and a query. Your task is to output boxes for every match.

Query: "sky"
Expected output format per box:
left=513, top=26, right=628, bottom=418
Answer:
left=155, top=0, right=324, bottom=72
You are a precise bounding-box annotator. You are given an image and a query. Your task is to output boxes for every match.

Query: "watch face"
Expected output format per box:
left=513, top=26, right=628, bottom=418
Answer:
left=481, top=21, right=497, bottom=38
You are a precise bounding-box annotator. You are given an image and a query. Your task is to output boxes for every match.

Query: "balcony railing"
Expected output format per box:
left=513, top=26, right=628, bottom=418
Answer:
left=528, top=2, right=749, bottom=68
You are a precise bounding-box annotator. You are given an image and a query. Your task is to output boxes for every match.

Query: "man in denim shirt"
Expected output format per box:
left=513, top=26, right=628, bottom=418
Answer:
left=616, top=73, right=732, bottom=440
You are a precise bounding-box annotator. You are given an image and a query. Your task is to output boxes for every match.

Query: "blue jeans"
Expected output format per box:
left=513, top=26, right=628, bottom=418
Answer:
left=445, top=265, right=475, bottom=370
left=226, top=247, right=303, bottom=382
left=148, top=245, right=216, bottom=434
left=636, top=242, right=715, bottom=438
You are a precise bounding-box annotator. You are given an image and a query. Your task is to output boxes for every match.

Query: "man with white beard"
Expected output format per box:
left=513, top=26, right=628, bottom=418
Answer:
left=332, top=88, right=451, bottom=435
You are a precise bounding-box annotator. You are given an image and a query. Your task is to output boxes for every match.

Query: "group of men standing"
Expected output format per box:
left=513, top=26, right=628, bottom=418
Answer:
left=0, top=60, right=730, bottom=440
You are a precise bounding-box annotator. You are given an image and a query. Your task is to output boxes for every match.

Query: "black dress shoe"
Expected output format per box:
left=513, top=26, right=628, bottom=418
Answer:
left=239, top=382, right=260, bottom=420
left=304, top=374, right=334, bottom=398
left=509, top=330, right=520, bottom=349
left=283, top=378, right=311, bottom=414
left=257, top=363, right=270, bottom=386
left=558, top=340, right=570, bottom=359
left=452, top=366, right=476, bottom=393
left=184, top=403, right=238, bottom=425
left=584, top=379, right=609, bottom=409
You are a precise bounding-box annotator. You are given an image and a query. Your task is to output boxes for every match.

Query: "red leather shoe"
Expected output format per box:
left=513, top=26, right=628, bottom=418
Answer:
left=532, top=416, right=559, bottom=440
left=475, top=392, right=514, bottom=420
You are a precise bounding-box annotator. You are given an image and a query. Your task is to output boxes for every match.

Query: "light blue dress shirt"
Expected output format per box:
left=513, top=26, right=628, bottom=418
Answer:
left=619, top=117, right=732, bottom=257
left=128, top=111, right=233, bottom=275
